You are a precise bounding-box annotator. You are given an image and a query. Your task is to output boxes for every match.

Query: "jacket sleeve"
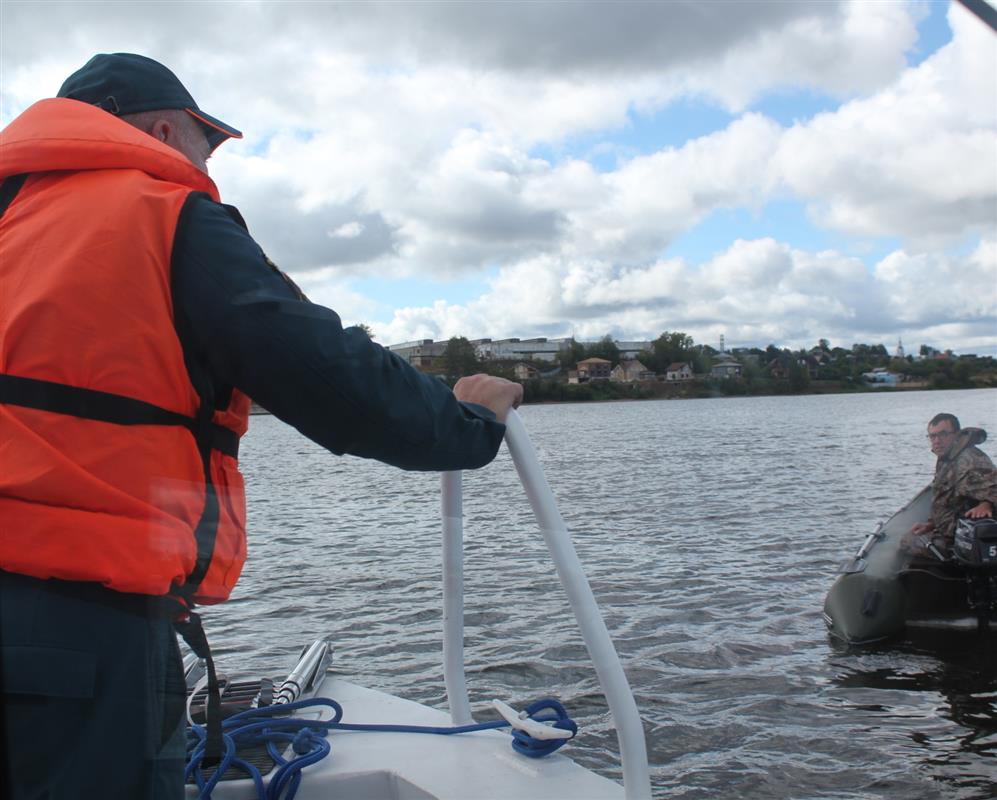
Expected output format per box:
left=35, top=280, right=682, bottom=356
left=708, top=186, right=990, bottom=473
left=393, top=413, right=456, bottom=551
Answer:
left=170, top=194, right=505, bottom=471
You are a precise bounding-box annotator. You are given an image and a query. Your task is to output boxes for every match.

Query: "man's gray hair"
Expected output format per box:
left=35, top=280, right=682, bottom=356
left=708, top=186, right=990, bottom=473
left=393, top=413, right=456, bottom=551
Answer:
left=120, top=108, right=185, bottom=133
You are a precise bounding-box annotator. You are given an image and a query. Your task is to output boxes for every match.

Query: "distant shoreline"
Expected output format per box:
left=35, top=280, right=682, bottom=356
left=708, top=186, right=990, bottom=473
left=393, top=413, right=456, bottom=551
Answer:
left=516, top=375, right=996, bottom=406
left=247, top=381, right=994, bottom=416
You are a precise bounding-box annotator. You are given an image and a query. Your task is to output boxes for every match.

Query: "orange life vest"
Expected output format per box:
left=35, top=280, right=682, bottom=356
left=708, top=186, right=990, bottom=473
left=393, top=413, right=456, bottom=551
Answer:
left=0, top=98, right=249, bottom=604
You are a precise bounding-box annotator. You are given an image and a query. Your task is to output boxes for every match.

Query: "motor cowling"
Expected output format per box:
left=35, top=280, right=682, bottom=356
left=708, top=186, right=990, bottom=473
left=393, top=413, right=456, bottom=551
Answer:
left=953, top=517, right=997, bottom=570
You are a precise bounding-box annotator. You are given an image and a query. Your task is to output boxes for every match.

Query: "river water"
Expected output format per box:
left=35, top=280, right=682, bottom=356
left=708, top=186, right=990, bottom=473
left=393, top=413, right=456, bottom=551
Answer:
left=201, top=387, right=997, bottom=799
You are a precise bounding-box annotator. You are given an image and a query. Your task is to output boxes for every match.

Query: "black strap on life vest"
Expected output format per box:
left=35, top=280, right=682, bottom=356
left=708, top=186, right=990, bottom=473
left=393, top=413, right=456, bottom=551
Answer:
left=0, top=372, right=236, bottom=604
left=0, top=373, right=239, bottom=458
left=154, top=196, right=244, bottom=764
left=173, top=610, right=225, bottom=766
left=168, top=192, right=240, bottom=604
left=172, top=393, right=223, bottom=602
left=0, top=173, right=28, bottom=218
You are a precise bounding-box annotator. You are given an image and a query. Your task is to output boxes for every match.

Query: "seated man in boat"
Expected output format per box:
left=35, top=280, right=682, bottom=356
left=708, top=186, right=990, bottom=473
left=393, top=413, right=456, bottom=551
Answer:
left=0, top=54, right=522, bottom=799
left=903, top=413, right=997, bottom=557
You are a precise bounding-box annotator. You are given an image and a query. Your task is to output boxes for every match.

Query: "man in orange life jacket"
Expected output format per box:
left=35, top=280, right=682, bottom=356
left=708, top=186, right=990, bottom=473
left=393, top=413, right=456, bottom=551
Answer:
left=0, top=53, right=522, bottom=799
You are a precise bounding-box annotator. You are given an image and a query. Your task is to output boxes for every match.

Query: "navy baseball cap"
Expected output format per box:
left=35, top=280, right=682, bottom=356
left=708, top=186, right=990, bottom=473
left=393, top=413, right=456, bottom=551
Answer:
left=58, top=53, right=242, bottom=151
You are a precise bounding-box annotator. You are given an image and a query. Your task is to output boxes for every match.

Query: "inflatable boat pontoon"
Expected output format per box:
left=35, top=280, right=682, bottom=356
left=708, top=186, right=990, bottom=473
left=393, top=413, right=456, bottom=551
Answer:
left=823, top=486, right=997, bottom=645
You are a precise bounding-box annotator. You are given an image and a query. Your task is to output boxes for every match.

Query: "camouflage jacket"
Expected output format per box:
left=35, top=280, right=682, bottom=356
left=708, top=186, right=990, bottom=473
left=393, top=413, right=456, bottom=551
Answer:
left=931, top=427, right=997, bottom=542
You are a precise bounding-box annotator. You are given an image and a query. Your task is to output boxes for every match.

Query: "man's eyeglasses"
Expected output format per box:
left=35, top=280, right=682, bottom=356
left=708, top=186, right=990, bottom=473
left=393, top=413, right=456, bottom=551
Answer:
left=927, top=431, right=955, bottom=441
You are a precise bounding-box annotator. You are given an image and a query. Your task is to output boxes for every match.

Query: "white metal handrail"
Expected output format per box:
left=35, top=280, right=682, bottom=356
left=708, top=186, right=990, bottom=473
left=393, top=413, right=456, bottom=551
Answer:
left=441, top=470, right=473, bottom=725
left=441, top=409, right=651, bottom=800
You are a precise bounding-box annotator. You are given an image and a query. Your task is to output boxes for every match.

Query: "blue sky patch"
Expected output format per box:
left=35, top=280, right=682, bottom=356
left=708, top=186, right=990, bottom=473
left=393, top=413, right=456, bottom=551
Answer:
left=531, top=98, right=736, bottom=171
left=910, top=0, right=954, bottom=66
left=355, top=271, right=495, bottom=312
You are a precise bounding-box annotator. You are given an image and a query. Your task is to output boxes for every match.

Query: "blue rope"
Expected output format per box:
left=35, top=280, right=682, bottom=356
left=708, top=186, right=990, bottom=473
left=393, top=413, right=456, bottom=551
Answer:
left=185, top=696, right=577, bottom=800
left=507, top=698, right=578, bottom=758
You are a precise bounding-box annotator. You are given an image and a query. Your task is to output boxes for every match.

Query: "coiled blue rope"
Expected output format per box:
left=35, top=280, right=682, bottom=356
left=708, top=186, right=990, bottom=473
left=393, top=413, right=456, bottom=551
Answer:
left=186, top=696, right=577, bottom=800
left=506, top=698, right=578, bottom=758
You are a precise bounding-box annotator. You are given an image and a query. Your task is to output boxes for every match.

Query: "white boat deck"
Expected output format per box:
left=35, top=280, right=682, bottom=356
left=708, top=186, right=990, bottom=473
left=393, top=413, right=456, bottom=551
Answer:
left=186, top=413, right=646, bottom=799
left=185, top=674, right=624, bottom=800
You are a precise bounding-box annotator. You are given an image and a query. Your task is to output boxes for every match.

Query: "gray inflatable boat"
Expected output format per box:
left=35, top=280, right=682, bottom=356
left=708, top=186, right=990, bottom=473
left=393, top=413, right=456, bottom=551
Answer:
left=823, top=486, right=997, bottom=644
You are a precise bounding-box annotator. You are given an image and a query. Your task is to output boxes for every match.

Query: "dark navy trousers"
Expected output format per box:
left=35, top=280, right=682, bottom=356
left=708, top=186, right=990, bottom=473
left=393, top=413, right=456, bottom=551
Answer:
left=0, top=571, right=187, bottom=799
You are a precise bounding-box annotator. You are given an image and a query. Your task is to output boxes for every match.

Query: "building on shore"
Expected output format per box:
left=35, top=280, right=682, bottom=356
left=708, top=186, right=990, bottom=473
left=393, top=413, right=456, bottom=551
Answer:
left=386, top=336, right=654, bottom=369
left=664, top=362, right=694, bottom=381
left=575, top=357, right=612, bottom=381
left=611, top=359, right=655, bottom=382
left=386, top=339, right=449, bottom=368
left=711, top=356, right=742, bottom=379
left=513, top=362, right=540, bottom=380
left=472, top=337, right=572, bottom=363
left=615, top=341, right=654, bottom=359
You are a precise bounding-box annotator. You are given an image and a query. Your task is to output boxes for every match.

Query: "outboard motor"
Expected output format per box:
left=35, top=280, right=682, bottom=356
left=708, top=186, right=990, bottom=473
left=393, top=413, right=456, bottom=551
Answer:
left=953, top=517, right=997, bottom=629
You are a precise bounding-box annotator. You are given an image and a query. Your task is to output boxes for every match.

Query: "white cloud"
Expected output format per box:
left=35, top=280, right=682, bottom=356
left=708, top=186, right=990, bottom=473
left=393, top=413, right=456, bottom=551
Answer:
left=773, top=2, right=997, bottom=245
left=328, top=222, right=364, bottom=240
left=677, top=0, right=919, bottom=111
left=3, top=0, right=994, bottom=354
left=371, top=236, right=995, bottom=353
left=876, top=237, right=997, bottom=326
left=564, top=114, right=783, bottom=262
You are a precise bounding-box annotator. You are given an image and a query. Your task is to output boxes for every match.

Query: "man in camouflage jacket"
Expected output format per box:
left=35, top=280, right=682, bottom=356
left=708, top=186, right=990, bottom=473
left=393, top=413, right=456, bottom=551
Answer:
left=905, top=413, right=997, bottom=554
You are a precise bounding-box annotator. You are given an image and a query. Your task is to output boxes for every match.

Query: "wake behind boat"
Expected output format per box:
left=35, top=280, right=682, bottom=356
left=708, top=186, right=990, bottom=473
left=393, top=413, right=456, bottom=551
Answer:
left=823, top=486, right=997, bottom=645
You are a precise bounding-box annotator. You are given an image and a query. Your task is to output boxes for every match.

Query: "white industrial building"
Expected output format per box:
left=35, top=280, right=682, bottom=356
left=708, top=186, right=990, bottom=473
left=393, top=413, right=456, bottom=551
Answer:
left=387, top=336, right=654, bottom=368
left=471, top=338, right=572, bottom=362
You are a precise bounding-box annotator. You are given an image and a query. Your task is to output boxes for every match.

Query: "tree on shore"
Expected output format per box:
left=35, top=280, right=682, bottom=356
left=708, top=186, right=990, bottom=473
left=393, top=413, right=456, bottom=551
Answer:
left=691, top=344, right=715, bottom=375
left=788, top=358, right=810, bottom=391
left=439, top=336, right=480, bottom=382
left=643, top=331, right=695, bottom=373
left=556, top=337, right=587, bottom=370
left=585, top=334, right=621, bottom=365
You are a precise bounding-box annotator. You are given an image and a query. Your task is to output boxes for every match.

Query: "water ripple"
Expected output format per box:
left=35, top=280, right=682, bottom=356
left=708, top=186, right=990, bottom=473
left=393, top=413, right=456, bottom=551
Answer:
left=198, top=388, right=997, bottom=799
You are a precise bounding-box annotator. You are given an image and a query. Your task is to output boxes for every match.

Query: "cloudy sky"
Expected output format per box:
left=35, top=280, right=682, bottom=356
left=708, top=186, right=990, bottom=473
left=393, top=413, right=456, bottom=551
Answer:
left=2, top=0, right=995, bottom=354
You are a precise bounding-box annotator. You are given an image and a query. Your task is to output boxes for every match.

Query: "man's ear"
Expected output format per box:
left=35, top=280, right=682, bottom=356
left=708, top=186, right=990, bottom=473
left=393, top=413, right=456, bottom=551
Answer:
left=150, top=119, right=172, bottom=143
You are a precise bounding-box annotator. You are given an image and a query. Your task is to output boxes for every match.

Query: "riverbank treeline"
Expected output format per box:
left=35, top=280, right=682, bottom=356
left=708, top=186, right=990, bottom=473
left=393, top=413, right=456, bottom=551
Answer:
left=431, top=332, right=997, bottom=402
left=516, top=374, right=995, bottom=405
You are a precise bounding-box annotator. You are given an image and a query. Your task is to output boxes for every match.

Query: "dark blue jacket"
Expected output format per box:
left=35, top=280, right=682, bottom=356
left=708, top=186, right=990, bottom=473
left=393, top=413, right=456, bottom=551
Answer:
left=171, top=193, right=504, bottom=471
